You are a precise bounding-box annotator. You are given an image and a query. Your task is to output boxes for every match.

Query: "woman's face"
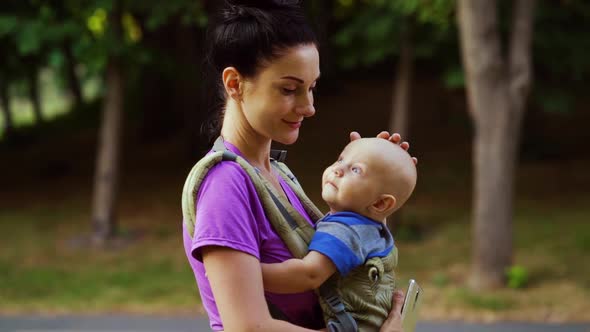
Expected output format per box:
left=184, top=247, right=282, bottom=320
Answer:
left=240, top=44, right=320, bottom=145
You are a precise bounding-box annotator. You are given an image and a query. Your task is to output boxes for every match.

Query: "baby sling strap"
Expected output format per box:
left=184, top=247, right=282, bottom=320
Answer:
left=181, top=137, right=358, bottom=332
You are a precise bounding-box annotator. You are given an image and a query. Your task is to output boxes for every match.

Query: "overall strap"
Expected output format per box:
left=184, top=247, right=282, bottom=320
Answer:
left=270, top=160, right=325, bottom=222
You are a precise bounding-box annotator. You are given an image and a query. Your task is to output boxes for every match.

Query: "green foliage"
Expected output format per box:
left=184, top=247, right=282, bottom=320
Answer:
left=505, top=265, right=529, bottom=289
left=533, top=89, right=575, bottom=115
left=443, top=66, right=464, bottom=89
left=332, top=0, right=455, bottom=69
left=534, top=0, right=590, bottom=81
left=127, top=0, right=207, bottom=30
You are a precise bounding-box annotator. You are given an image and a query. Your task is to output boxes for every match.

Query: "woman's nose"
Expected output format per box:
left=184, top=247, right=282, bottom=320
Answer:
left=296, top=103, right=315, bottom=117
left=296, top=92, right=315, bottom=117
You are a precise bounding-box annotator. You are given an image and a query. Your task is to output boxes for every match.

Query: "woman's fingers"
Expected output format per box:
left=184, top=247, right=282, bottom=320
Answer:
left=379, top=290, right=405, bottom=332
left=350, top=131, right=361, bottom=141
left=392, top=290, right=405, bottom=315
left=388, top=133, right=402, bottom=144
left=350, top=131, right=417, bottom=165
left=399, top=141, right=410, bottom=151
left=377, top=131, right=390, bottom=140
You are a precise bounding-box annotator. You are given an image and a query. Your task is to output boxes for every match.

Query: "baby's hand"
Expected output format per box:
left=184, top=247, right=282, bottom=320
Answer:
left=349, top=131, right=418, bottom=165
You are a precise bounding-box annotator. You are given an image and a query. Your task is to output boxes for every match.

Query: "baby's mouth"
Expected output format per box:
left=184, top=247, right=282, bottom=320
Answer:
left=325, top=181, right=338, bottom=189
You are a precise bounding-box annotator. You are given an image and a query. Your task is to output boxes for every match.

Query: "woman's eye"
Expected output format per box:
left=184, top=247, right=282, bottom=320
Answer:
left=282, top=88, right=296, bottom=95
left=351, top=167, right=361, bottom=174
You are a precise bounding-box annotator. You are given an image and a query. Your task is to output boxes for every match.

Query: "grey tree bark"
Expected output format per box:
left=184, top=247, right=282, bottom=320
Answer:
left=62, top=40, right=83, bottom=109
left=28, top=67, right=43, bottom=124
left=388, top=18, right=414, bottom=140
left=457, top=0, right=536, bottom=290
left=0, top=77, right=13, bottom=138
left=387, top=18, right=414, bottom=232
left=91, top=2, right=124, bottom=246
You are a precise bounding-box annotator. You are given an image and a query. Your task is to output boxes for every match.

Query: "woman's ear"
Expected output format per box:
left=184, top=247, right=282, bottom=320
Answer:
left=222, top=67, right=242, bottom=101
left=370, top=194, right=397, bottom=215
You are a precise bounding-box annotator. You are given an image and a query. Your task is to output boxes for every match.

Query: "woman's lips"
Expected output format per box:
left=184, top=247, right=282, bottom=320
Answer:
left=284, top=120, right=302, bottom=129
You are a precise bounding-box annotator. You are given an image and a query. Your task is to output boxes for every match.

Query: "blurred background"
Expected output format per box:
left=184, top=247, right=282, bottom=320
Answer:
left=0, top=0, right=589, bottom=324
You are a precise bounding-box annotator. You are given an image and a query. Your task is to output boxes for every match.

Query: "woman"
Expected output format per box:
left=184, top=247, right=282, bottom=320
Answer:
left=182, top=1, right=416, bottom=331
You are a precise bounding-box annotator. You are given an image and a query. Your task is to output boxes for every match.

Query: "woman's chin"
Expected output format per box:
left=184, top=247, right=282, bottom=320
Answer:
left=274, top=132, right=299, bottom=145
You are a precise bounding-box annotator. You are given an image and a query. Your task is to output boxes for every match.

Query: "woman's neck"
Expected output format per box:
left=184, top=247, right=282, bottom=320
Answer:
left=220, top=103, right=272, bottom=171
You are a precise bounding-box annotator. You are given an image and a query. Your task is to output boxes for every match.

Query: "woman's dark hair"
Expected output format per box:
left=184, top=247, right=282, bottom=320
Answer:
left=201, top=0, right=318, bottom=142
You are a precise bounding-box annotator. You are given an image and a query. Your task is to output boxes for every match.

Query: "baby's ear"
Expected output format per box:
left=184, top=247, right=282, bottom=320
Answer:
left=370, top=194, right=397, bottom=215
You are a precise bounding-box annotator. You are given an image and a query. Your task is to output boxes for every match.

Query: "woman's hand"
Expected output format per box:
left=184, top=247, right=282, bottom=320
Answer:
left=349, top=131, right=418, bottom=165
left=379, top=290, right=405, bottom=332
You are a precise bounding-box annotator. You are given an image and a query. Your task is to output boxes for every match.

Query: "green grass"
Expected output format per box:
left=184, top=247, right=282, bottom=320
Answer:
left=392, top=203, right=590, bottom=322
left=0, top=204, right=199, bottom=315
left=1, top=175, right=589, bottom=320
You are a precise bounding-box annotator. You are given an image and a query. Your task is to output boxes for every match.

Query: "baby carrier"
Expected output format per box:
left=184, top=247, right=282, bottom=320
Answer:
left=182, top=137, right=398, bottom=332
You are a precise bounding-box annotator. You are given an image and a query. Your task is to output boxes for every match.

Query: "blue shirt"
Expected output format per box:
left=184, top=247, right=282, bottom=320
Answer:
left=308, top=211, right=394, bottom=276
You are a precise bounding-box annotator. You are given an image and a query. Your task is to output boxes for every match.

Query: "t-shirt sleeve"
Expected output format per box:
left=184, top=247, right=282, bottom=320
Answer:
left=189, top=162, right=262, bottom=262
left=308, top=221, right=364, bottom=276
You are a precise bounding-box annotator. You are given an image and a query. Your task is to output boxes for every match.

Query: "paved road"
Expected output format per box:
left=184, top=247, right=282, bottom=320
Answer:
left=1, top=316, right=588, bottom=332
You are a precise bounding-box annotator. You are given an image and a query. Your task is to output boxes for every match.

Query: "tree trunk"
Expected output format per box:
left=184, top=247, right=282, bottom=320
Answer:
left=387, top=17, right=414, bottom=232
left=91, top=2, right=124, bottom=246
left=0, top=77, right=14, bottom=138
left=388, top=17, right=414, bottom=140
left=28, top=67, right=43, bottom=124
left=62, top=40, right=83, bottom=109
left=457, top=0, right=535, bottom=290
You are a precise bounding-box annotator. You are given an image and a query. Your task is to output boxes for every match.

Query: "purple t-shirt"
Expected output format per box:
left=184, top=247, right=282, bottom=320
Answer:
left=182, top=141, right=324, bottom=331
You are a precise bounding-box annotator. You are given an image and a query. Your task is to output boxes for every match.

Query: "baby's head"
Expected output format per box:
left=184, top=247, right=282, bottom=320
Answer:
left=321, top=138, right=417, bottom=222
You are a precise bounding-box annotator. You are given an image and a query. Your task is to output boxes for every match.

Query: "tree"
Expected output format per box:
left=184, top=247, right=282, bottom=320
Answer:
left=0, top=75, right=14, bottom=138
left=333, top=0, right=454, bottom=232
left=457, top=0, right=536, bottom=289
left=91, top=0, right=125, bottom=245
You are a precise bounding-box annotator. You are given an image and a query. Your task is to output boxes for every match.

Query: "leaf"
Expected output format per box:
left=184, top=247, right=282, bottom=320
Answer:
left=443, top=67, right=465, bottom=89
left=0, top=16, right=18, bottom=37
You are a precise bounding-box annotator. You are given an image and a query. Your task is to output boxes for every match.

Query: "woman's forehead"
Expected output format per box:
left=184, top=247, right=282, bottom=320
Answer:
left=261, top=45, right=320, bottom=82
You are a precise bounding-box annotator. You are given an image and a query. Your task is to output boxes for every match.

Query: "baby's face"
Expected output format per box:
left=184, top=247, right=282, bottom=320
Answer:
left=321, top=140, right=384, bottom=215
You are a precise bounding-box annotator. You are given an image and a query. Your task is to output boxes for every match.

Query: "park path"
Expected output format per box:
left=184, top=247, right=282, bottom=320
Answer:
left=1, top=315, right=589, bottom=332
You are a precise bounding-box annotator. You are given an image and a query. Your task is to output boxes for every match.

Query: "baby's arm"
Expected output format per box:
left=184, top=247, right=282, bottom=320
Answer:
left=261, top=251, right=337, bottom=294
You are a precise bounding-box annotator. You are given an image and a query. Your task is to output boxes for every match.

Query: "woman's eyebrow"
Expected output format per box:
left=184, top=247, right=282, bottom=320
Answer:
left=281, top=74, right=321, bottom=83
left=281, top=76, right=304, bottom=83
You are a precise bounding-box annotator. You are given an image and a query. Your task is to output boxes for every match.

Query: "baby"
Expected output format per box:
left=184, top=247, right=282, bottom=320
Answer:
left=261, top=137, right=417, bottom=323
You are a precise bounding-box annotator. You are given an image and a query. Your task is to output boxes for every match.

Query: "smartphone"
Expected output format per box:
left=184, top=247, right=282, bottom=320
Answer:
left=400, top=279, right=423, bottom=332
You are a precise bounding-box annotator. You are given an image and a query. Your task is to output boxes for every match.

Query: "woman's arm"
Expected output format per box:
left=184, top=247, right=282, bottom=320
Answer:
left=261, top=251, right=337, bottom=293
left=202, top=246, right=324, bottom=332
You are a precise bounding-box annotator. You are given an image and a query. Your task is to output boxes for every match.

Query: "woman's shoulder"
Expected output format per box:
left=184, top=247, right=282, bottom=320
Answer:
left=199, top=158, right=254, bottom=193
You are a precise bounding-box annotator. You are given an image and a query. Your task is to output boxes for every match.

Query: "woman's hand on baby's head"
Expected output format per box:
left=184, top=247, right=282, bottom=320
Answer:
left=349, top=131, right=418, bottom=165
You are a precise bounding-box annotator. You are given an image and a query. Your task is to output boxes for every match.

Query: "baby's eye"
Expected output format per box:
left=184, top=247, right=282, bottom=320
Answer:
left=336, top=158, right=343, bottom=164
left=351, top=166, right=361, bottom=174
